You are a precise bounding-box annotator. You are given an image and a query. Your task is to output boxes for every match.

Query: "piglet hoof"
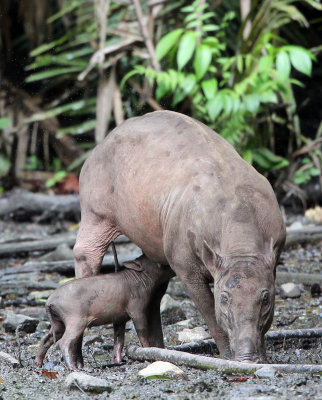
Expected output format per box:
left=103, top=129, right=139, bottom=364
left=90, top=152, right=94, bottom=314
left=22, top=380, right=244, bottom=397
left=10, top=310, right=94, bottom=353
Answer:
left=104, top=361, right=126, bottom=368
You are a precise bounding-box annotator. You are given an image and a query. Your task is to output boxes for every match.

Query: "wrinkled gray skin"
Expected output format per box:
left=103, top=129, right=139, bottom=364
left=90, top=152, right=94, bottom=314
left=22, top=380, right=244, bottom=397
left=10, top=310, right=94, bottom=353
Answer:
left=74, top=111, right=286, bottom=363
left=35, top=255, right=174, bottom=370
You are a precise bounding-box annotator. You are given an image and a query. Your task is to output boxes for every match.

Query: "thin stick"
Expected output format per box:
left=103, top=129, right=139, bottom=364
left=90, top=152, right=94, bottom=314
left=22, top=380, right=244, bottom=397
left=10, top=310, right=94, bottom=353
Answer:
left=132, top=0, right=161, bottom=72
left=128, top=79, right=164, bottom=111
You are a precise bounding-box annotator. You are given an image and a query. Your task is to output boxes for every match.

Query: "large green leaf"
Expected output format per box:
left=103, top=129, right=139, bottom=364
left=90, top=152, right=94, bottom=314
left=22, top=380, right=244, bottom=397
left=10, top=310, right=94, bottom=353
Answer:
left=206, top=93, right=223, bottom=120
left=57, top=120, right=96, bottom=136
left=26, top=67, right=81, bottom=82
left=253, top=148, right=289, bottom=170
left=201, top=79, right=218, bottom=100
left=287, top=46, right=313, bottom=76
left=156, top=29, right=183, bottom=61
left=244, top=94, right=260, bottom=114
left=27, top=99, right=96, bottom=122
left=177, top=31, right=197, bottom=70
left=276, top=51, right=291, bottom=80
left=193, top=44, right=212, bottom=80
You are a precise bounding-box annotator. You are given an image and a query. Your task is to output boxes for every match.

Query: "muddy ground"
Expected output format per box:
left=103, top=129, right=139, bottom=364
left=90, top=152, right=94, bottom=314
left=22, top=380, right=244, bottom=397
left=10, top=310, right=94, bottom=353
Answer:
left=0, top=219, right=321, bottom=400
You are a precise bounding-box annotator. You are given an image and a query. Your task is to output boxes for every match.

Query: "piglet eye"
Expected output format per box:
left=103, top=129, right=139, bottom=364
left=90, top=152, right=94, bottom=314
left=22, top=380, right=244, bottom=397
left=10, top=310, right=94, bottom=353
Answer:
left=221, top=294, right=229, bottom=304
left=262, top=292, right=269, bottom=304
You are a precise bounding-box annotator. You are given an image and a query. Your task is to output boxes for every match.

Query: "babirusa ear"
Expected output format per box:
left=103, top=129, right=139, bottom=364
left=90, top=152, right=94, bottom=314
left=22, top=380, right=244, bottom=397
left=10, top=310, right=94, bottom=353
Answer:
left=123, top=260, right=143, bottom=272
left=202, top=240, right=222, bottom=270
left=264, top=237, right=276, bottom=267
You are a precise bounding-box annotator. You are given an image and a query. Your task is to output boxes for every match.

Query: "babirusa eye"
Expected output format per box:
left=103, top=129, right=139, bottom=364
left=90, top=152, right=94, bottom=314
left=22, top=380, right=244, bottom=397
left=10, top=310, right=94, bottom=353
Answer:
left=221, top=294, right=229, bottom=304
left=262, top=291, right=269, bottom=304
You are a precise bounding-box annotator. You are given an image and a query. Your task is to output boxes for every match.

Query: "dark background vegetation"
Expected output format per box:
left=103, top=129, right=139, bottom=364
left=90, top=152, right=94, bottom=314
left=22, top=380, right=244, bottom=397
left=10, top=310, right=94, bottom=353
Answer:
left=0, top=0, right=321, bottom=209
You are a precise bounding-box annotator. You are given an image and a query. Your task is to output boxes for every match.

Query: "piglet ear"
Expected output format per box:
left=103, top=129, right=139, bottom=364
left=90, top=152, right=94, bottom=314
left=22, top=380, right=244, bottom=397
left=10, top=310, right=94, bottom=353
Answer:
left=123, top=260, right=143, bottom=272
left=202, top=240, right=222, bottom=271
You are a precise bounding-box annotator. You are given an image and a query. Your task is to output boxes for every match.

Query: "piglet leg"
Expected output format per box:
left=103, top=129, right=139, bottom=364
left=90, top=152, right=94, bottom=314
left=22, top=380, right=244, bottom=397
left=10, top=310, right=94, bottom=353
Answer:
left=146, top=281, right=170, bottom=347
left=34, top=329, right=55, bottom=367
left=58, top=320, right=85, bottom=370
left=112, top=321, right=126, bottom=363
left=34, top=318, right=64, bottom=367
left=130, top=311, right=150, bottom=348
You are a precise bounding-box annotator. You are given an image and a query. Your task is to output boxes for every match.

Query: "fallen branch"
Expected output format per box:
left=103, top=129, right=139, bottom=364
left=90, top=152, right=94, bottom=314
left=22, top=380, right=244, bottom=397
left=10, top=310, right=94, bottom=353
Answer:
left=127, top=346, right=322, bottom=374
left=170, top=328, right=322, bottom=354
left=276, top=272, right=322, bottom=286
left=0, top=249, right=142, bottom=277
left=0, top=232, right=77, bottom=257
left=285, top=226, right=322, bottom=248
left=265, top=328, right=322, bottom=340
left=0, top=232, right=130, bottom=257
left=0, top=189, right=80, bottom=222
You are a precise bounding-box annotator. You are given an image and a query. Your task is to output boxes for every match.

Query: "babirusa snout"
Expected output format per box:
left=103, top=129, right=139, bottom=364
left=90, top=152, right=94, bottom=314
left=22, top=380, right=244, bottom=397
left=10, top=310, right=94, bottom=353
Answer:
left=233, top=337, right=261, bottom=363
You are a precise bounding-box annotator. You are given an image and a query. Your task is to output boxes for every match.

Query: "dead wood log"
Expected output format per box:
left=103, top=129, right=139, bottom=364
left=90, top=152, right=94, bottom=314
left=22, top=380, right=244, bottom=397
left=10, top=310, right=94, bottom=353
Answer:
left=0, top=189, right=80, bottom=221
left=276, top=272, right=322, bottom=286
left=285, top=225, right=322, bottom=248
left=127, top=345, right=322, bottom=374
left=265, top=328, right=322, bottom=340
left=170, top=328, right=322, bottom=355
left=0, top=231, right=130, bottom=257
left=0, top=249, right=141, bottom=277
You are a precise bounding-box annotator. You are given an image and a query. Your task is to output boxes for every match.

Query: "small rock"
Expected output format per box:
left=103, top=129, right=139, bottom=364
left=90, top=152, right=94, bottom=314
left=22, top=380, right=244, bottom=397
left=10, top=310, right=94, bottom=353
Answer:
left=29, top=289, right=54, bottom=300
left=19, top=306, right=48, bottom=320
left=160, top=294, right=186, bottom=325
left=311, top=283, right=321, bottom=298
left=83, top=335, right=104, bottom=346
left=166, top=278, right=189, bottom=299
left=288, top=220, right=303, bottom=229
left=37, top=321, right=51, bottom=331
left=254, top=366, right=277, bottom=379
left=305, top=206, right=322, bottom=223
left=177, top=327, right=211, bottom=343
left=0, top=351, right=20, bottom=367
left=174, top=318, right=195, bottom=329
left=3, top=311, right=39, bottom=333
left=138, top=361, right=187, bottom=380
left=40, top=243, right=74, bottom=261
left=65, top=372, right=112, bottom=393
left=280, top=282, right=301, bottom=298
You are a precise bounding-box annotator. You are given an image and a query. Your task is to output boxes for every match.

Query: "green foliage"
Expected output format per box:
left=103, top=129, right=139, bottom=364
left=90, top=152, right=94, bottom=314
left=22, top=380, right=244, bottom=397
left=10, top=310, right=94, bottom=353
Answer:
left=123, top=0, right=318, bottom=176
left=25, top=156, right=43, bottom=171
left=0, top=118, right=10, bottom=129
left=294, top=158, right=320, bottom=184
left=21, top=0, right=321, bottom=189
left=25, top=1, right=133, bottom=136
left=45, top=171, right=68, bottom=188
left=0, top=154, right=10, bottom=178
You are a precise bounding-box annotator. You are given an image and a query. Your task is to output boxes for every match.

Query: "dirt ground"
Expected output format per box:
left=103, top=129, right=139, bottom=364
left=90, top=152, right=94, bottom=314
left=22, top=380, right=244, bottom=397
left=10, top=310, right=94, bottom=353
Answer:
left=0, top=220, right=321, bottom=399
